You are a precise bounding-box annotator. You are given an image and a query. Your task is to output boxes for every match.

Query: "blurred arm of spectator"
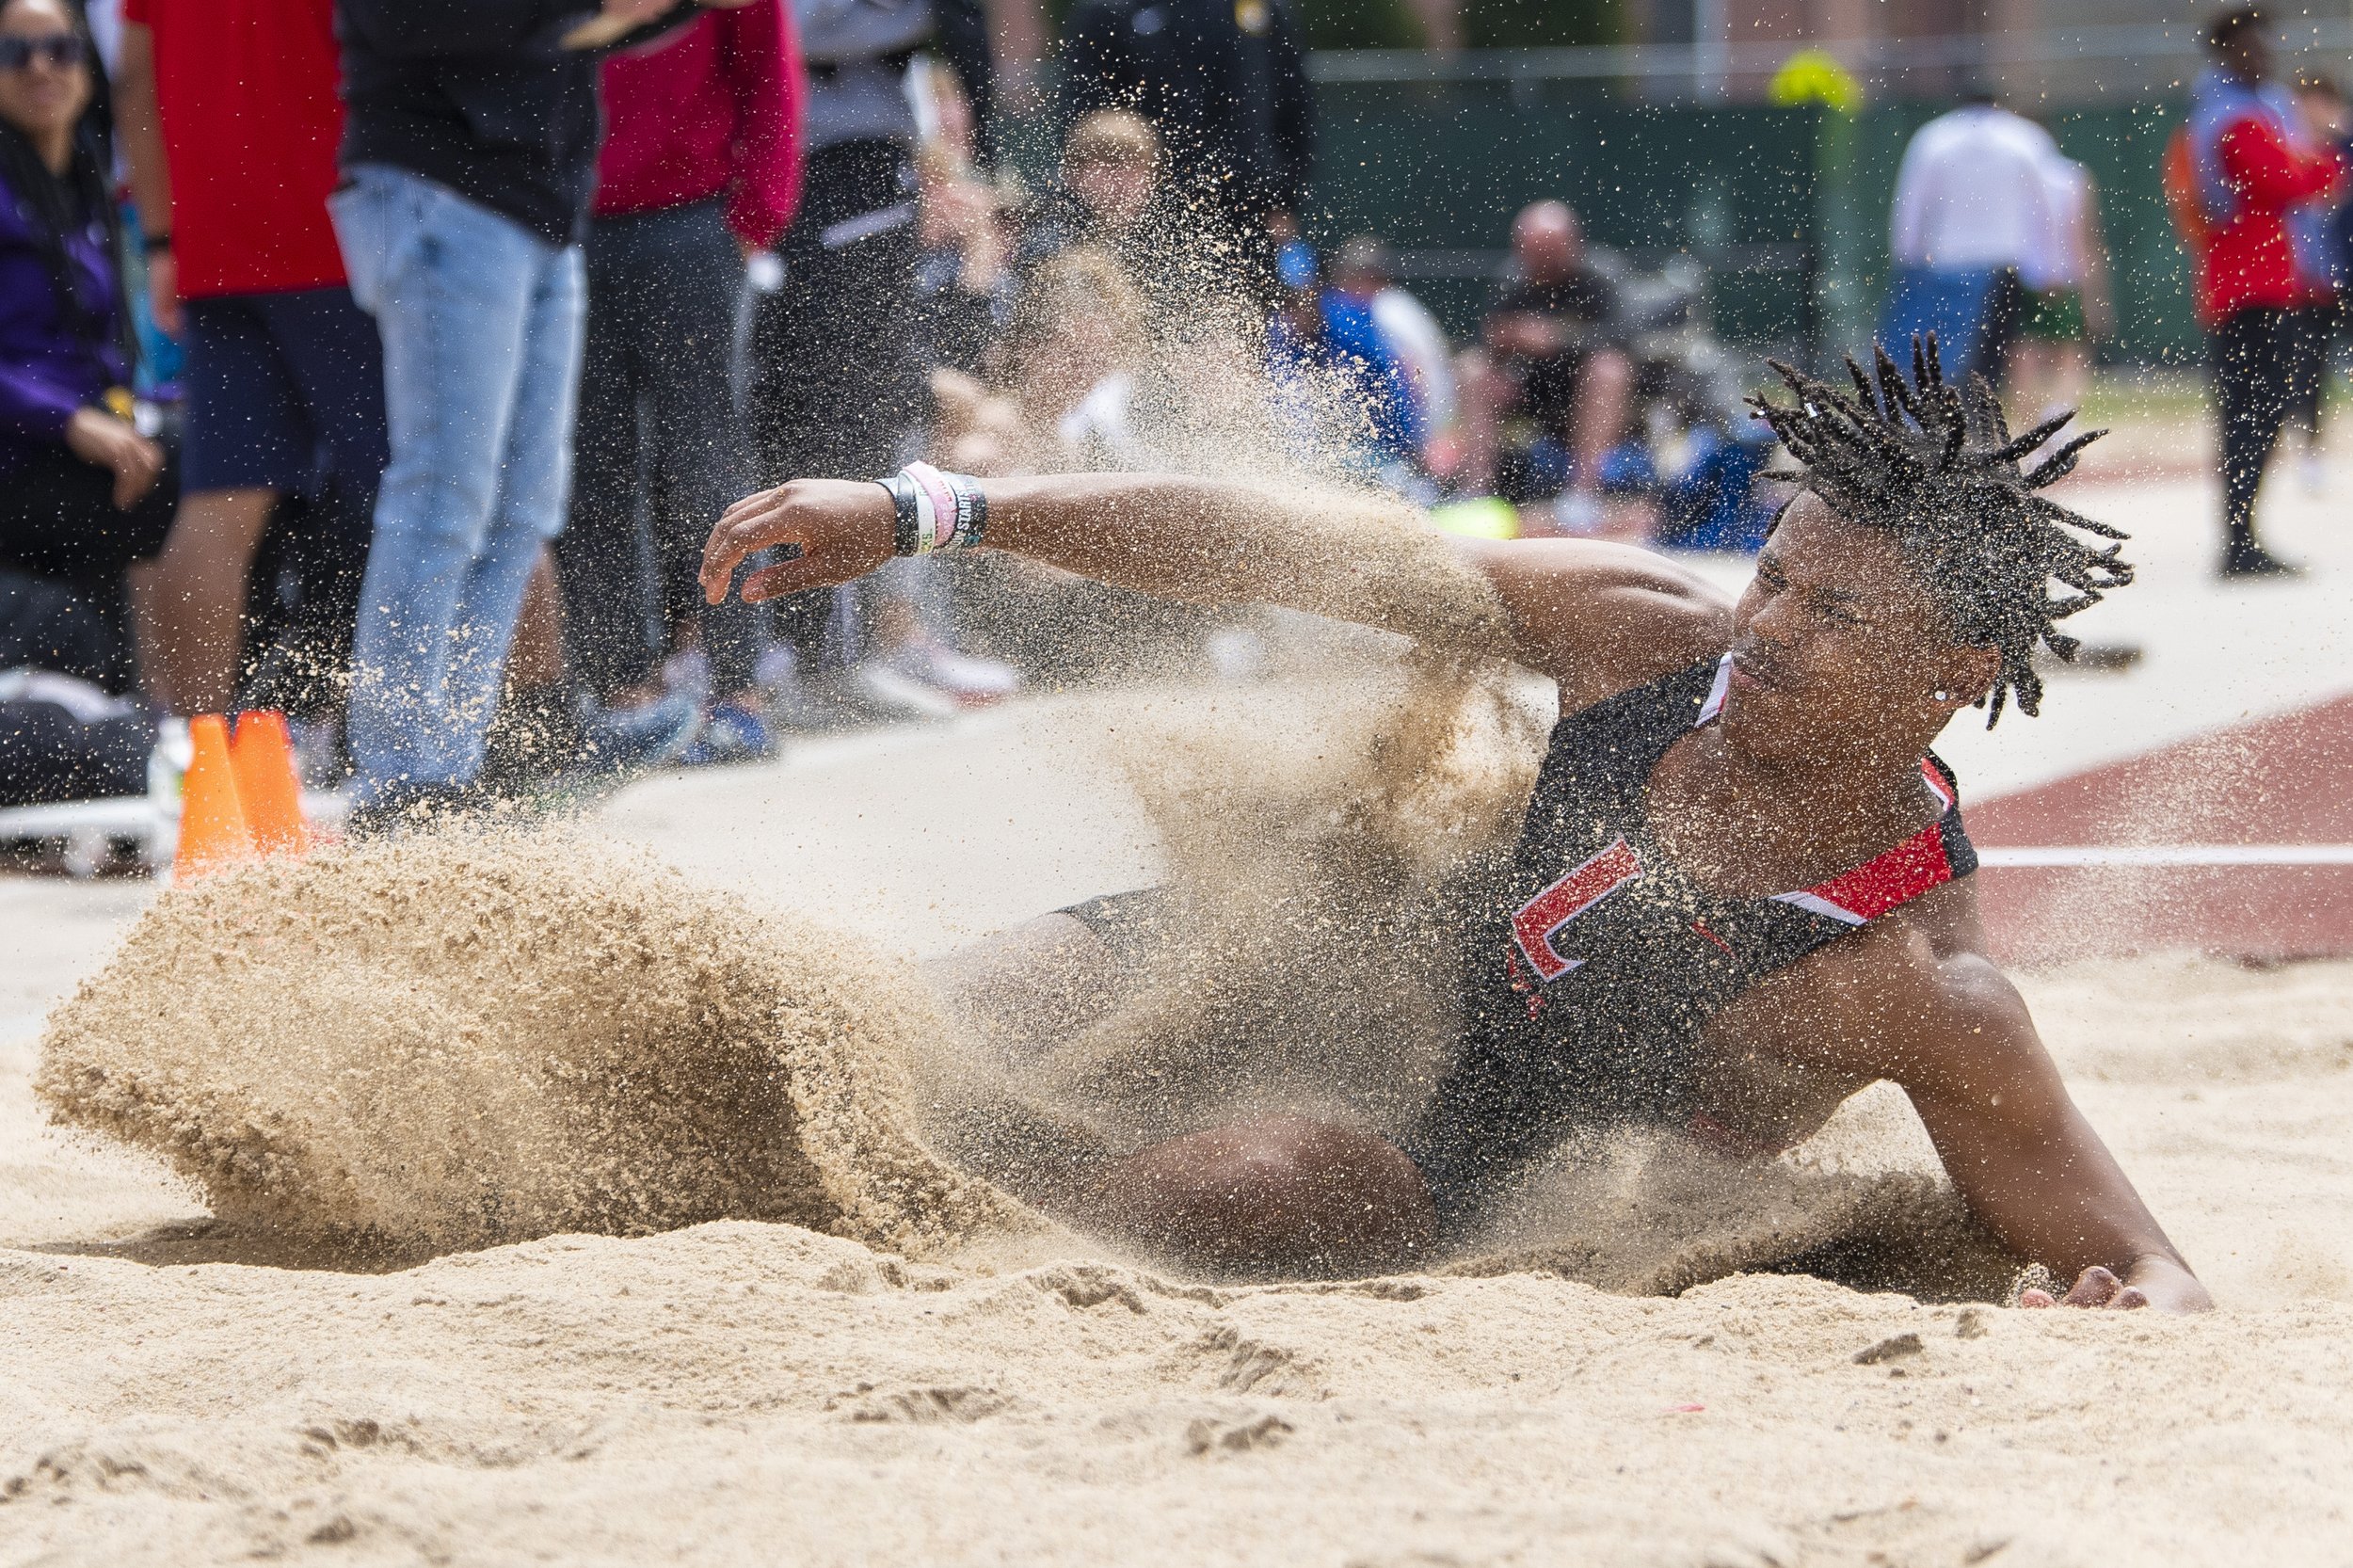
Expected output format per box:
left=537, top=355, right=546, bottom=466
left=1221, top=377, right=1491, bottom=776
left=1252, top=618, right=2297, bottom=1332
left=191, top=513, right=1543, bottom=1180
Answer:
left=718, top=0, right=801, bottom=249
left=109, top=18, right=176, bottom=336
left=928, top=0, right=995, bottom=163
left=2217, top=112, right=2344, bottom=208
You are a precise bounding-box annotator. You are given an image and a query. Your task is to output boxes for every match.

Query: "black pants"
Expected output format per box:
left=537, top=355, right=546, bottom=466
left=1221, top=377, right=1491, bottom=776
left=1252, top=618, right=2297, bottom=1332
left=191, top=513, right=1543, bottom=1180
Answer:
left=2212, top=306, right=2324, bottom=552
left=0, top=440, right=179, bottom=693
left=0, top=439, right=179, bottom=580
left=559, top=198, right=762, bottom=700
left=746, top=138, right=923, bottom=666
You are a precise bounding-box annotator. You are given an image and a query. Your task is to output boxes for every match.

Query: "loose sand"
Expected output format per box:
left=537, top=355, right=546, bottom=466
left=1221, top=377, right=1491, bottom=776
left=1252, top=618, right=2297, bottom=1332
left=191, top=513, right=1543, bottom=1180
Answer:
left=6, top=872, right=2350, bottom=1565
left=8, top=472, right=2353, bottom=1561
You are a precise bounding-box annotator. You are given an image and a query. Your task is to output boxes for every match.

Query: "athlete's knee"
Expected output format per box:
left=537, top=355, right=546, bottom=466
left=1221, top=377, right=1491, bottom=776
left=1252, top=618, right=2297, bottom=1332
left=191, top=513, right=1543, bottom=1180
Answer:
left=1098, top=1115, right=1437, bottom=1279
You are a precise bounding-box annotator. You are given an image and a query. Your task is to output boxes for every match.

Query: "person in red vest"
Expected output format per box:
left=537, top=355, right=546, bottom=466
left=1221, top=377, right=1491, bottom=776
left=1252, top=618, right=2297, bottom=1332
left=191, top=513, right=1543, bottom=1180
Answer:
left=113, top=0, right=389, bottom=713
left=2184, top=8, right=2345, bottom=578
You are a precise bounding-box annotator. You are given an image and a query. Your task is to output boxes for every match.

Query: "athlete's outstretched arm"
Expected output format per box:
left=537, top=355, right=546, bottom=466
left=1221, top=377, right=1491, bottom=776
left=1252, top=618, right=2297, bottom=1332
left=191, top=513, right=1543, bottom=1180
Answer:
left=700, top=473, right=1728, bottom=690
left=1871, top=951, right=2210, bottom=1312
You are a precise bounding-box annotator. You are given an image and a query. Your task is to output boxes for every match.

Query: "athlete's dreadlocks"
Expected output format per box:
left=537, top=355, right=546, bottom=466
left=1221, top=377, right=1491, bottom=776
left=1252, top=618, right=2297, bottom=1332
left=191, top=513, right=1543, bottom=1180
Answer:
left=1749, top=334, right=2133, bottom=726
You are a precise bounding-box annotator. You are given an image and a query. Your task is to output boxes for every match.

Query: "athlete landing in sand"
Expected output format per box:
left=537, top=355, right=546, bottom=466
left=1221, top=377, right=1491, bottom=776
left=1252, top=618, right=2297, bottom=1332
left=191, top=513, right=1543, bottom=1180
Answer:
left=702, top=341, right=2212, bottom=1313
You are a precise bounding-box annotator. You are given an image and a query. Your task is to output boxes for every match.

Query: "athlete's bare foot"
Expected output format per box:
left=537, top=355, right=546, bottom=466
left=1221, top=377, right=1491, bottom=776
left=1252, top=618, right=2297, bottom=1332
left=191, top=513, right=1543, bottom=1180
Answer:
left=2018, top=1258, right=2211, bottom=1313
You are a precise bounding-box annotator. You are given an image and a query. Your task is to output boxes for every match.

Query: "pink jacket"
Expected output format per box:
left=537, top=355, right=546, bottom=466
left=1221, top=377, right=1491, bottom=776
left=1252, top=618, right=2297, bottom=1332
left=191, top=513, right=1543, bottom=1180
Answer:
left=594, top=1, right=805, bottom=248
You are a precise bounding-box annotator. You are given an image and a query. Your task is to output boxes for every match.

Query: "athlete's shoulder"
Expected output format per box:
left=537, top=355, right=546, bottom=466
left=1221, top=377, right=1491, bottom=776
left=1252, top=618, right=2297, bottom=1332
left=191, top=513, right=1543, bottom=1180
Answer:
left=1453, top=536, right=1733, bottom=710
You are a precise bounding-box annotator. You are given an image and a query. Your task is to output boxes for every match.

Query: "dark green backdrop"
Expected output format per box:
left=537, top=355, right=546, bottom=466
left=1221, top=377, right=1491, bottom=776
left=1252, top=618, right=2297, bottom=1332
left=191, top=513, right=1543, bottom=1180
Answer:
left=1302, top=84, right=2202, bottom=366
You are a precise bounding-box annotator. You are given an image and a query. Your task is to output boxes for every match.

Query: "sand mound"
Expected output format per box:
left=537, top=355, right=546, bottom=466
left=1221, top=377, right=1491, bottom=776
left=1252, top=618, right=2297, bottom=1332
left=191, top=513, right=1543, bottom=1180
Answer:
left=34, top=832, right=1045, bottom=1262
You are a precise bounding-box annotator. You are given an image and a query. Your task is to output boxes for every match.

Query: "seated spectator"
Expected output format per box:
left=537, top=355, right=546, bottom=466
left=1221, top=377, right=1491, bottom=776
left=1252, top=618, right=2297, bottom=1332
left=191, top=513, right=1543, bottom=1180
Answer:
left=1264, top=239, right=1423, bottom=489
left=0, top=0, right=174, bottom=693
left=1457, top=200, right=1632, bottom=517
left=1024, top=110, right=1215, bottom=332
left=912, top=138, right=1016, bottom=377
left=935, top=245, right=1155, bottom=475
left=1328, top=234, right=1455, bottom=452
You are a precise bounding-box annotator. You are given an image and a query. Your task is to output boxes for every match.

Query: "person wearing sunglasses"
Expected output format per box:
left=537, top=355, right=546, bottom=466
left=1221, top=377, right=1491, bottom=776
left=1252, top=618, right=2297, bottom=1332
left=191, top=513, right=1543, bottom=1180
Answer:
left=0, top=0, right=177, bottom=693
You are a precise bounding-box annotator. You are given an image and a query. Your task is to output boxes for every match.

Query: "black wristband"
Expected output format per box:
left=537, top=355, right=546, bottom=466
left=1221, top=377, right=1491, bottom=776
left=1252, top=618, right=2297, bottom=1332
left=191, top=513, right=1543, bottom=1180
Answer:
left=142, top=231, right=172, bottom=255
left=877, top=473, right=921, bottom=556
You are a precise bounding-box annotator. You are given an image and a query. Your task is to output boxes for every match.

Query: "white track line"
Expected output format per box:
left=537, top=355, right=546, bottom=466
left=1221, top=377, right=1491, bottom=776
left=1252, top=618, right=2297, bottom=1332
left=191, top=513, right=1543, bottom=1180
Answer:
left=1977, top=844, right=2353, bottom=868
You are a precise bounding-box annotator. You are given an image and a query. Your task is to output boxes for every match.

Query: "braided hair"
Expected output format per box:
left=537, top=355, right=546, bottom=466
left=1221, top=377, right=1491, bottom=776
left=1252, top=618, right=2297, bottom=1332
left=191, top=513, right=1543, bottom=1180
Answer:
left=1747, top=335, right=2134, bottom=727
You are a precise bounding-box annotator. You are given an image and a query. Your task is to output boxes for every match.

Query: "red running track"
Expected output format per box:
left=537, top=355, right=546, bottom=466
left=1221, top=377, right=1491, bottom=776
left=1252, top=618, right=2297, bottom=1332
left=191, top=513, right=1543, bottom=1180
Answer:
left=1966, top=692, right=2353, bottom=965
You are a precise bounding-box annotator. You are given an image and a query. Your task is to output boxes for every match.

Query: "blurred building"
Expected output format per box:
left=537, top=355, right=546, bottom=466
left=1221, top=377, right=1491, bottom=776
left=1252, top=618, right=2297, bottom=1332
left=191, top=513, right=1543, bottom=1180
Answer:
left=1629, top=0, right=2318, bottom=104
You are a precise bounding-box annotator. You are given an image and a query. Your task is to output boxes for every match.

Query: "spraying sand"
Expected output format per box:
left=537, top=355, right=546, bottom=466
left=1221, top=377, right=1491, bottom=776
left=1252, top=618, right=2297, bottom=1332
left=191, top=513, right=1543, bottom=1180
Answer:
left=35, top=834, right=1047, bottom=1267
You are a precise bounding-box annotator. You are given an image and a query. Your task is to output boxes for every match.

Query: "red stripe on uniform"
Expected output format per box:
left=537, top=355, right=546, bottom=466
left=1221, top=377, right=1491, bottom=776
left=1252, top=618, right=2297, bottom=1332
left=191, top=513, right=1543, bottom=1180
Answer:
left=1513, top=836, right=1643, bottom=981
left=1797, top=822, right=1956, bottom=924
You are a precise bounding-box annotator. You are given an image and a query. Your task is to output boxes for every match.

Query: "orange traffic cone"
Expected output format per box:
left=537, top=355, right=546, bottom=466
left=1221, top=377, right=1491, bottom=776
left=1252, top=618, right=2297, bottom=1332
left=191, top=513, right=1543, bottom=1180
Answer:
left=173, top=713, right=256, bottom=877
left=230, top=710, right=312, bottom=857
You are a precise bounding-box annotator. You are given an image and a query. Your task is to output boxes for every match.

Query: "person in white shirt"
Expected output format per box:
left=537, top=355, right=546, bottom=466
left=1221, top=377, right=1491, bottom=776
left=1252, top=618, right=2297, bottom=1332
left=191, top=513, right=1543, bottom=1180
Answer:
left=1888, top=88, right=2067, bottom=380
left=2008, top=152, right=2115, bottom=430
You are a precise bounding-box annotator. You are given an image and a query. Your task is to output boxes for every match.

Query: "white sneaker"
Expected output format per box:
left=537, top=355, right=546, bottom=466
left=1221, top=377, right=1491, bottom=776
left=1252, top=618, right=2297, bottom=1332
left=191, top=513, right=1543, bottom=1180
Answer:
left=2299, top=450, right=2328, bottom=497
left=888, top=637, right=1022, bottom=706
left=846, top=658, right=963, bottom=721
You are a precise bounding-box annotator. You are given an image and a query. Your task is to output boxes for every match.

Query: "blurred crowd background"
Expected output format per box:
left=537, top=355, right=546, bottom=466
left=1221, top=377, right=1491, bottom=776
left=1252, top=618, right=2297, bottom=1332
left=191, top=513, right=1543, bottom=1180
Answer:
left=0, top=0, right=2345, bottom=835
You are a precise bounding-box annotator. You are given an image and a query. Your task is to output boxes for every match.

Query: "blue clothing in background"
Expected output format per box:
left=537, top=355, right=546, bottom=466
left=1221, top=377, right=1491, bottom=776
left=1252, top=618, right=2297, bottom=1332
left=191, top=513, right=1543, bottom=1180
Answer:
left=1266, top=290, right=1424, bottom=467
left=0, top=164, right=130, bottom=472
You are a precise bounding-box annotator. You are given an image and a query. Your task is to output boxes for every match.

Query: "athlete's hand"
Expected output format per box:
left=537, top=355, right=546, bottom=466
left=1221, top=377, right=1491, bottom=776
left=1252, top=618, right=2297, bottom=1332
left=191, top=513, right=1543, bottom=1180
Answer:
left=2018, top=1257, right=2211, bottom=1314
left=700, top=477, right=894, bottom=605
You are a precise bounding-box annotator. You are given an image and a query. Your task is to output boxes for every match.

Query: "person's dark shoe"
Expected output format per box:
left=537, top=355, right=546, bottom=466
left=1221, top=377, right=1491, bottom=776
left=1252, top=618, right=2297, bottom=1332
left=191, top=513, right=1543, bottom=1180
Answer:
left=344, top=780, right=480, bottom=841
left=573, top=691, right=700, bottom=778
left=678, top=697, right=776, bottom=767
left=2219, top=543, right=2307, bottom=580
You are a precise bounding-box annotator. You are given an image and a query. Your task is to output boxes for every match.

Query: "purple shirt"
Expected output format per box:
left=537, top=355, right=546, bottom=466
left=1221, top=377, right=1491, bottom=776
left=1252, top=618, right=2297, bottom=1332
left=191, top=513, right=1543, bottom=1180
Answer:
left=0, top=161, right=129, bottom=472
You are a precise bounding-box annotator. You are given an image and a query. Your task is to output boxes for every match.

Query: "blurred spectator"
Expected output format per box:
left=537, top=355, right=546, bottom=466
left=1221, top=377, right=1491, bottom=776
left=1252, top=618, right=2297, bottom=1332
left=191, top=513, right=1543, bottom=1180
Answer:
left=911, top=139, right=1014, bottom=377
left=2186, top=8, right=2344, bottom=578
left=1264, top=239, right=1422, bottom=488
left=2008, top=150, right=2114, bottom=431
left=113, top=0, right=387, bottom=720
left=557, top=0, right=803, bottom=769
left=1886, top=84, right=2063, bottom=383
left=0, top=0, right=172, bottom=694
left=329, top=0, right=737, bottom=826
left=1329, top=233, right=1455, bottom=446
left=1457, top=200, right=1630, bottom=517
left=934, top=245, right=1153, bottom=475
left=746, top=0, right=990, bottom=711
left=1060, top=0, right=1313, bottom=296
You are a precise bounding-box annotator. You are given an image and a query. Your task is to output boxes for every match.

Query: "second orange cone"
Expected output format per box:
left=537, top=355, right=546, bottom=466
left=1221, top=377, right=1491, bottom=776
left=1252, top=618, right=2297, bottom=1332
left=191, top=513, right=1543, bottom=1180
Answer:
left=230, top=710, right=312, bottom=856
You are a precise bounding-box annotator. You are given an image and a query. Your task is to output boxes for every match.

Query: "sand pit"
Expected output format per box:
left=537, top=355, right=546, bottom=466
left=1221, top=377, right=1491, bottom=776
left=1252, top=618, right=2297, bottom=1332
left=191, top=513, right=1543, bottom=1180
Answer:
left=5, top=837, right=2352, bottom=1563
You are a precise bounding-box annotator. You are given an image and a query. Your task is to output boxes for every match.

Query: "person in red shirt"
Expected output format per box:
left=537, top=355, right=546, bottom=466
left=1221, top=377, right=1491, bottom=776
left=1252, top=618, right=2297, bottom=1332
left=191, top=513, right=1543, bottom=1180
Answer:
left=2185, top=8, right=2345, bottom=577
left=113, top=0, right=389, bottom=714
left=553, top=0, right=802, bottom=765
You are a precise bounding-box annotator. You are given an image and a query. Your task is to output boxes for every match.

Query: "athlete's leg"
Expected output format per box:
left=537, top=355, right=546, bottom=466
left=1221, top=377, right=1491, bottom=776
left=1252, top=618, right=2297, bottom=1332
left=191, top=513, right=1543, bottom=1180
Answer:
left=924, top=899, right=1439, bottom=1275
left=1098, top=1116, right=1437, bottom=1278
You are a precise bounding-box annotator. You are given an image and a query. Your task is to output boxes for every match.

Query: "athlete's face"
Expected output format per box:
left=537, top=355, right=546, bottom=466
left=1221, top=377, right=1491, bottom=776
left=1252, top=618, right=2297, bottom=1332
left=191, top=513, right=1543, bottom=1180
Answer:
left=1721, top=494, right=2000, bottom=761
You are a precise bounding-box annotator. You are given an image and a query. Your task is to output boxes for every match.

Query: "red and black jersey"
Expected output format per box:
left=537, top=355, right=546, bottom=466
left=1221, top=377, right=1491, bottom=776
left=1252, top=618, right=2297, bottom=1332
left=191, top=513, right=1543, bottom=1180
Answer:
left=1407, top=653, right=1977, bottom=1229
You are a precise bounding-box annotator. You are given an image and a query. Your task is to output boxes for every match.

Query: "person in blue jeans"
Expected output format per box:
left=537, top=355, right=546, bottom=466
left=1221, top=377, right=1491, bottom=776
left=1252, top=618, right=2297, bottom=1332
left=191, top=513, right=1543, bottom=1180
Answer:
left=329, top=0, right=751, bottom=825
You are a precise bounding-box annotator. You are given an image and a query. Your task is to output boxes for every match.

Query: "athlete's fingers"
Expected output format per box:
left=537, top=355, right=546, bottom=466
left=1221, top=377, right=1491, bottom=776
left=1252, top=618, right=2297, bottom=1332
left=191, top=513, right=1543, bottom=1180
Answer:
left=2017, top=1288, right=2057, bottom=1309
left=701, top=493, right=800, bottom=602
left=2060, top=1266, right=2121, bottom=1308
left=740, top=552, right=822, bottom=604
left=2108, top=1286, right=2149, bottom=1311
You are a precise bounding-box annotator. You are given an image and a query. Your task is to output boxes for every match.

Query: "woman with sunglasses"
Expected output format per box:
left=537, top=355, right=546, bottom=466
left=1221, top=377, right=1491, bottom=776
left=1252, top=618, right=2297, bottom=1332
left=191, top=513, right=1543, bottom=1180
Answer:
left=0, top=0, right=176, bottom=691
